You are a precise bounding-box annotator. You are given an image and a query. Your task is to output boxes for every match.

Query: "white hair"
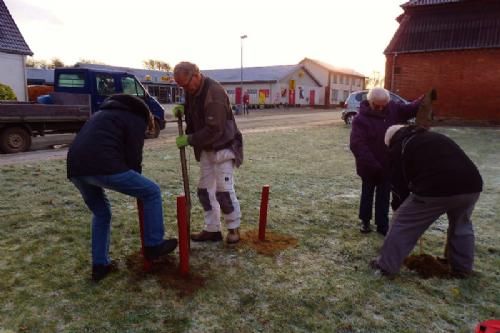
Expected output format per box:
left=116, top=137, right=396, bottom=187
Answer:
left=384, top=125, right=407, bottom=146
left=367, top=88, right=390, bottom=103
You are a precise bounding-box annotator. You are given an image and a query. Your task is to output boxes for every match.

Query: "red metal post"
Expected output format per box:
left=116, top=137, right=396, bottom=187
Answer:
left=137, top=199, right=153, bottom=272
left=258, top=185, right=270, bottom=241
left=177, top=195, right=189, bottom=276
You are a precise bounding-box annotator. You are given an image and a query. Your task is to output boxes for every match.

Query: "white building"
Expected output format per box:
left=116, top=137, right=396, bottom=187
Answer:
left=203, top=64, right=323, bottom=107
left=300, top=58, right=365, bottom=107
left=0, top=0, right=33, bottom=101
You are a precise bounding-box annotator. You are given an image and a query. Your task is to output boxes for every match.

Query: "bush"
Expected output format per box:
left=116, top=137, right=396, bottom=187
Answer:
left=0, top=83, right=17, bottom=101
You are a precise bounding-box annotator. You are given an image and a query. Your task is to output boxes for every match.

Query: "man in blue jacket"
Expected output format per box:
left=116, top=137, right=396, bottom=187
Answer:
left=350, top=88, right=422, bottom=235
left=67, top=94, right=177, bottom=282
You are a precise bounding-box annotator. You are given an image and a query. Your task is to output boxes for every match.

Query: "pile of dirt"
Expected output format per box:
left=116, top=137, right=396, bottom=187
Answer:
left=239, top=229, right=298, bottom=256
left=126, top=252, right=206, bottom=297
left=403, top=254, right=451, bottom=279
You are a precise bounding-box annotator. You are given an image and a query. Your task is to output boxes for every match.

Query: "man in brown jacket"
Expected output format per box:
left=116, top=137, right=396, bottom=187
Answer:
left=173, top=61, right=243, bottom=244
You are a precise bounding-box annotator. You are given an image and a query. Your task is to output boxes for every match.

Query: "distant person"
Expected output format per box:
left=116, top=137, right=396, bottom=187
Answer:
left=350, top=87, right=423, bottom=235
left=67, top=94, right=177, bottom=282
left=370, top=125, right=483, bottom=278
left=173, top=61, right=243, bottom=244
left=243, top=92, right=250, bottom=115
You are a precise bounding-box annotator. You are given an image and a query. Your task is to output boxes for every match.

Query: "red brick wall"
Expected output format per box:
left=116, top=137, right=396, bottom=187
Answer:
left=385, top=49, right=500, bottom=122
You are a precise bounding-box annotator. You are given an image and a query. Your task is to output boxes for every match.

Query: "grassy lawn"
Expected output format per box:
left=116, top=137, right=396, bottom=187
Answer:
left=0, top=124, right=498, bottom=332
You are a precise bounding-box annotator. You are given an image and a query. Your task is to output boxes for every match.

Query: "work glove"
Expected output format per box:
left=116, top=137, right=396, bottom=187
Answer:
left=176, top=135, right=189, bottom=148
left=172, top=104, right=184, bottom=118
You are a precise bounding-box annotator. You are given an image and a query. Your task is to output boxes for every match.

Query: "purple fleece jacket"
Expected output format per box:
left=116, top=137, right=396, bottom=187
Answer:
left=349, top=98, right=421, bottom=182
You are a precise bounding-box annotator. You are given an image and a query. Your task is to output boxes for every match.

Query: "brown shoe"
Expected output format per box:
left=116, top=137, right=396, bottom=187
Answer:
left=190, top=230, right=223, bottom=242
left=226, top=228, right=240, bottom=244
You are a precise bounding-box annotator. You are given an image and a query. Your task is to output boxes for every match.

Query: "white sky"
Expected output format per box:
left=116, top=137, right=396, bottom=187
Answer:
left=4, top=0, right=405, bottom=76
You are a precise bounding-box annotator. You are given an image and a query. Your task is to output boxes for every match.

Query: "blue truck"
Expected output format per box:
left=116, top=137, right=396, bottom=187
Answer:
left=0, top=67, right=166, bottom=154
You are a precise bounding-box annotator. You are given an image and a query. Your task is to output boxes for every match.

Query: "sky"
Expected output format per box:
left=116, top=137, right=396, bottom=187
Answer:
left=4, top=0, right=406, bottom=76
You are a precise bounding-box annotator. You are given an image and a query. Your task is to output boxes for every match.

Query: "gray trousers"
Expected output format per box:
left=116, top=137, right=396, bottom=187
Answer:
left=377, top=192, right=480, bottom=275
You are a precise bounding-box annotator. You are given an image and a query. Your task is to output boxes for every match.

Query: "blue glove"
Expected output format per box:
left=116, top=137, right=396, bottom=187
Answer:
left=176, top=135, right=189, bottom=148
left=172, top=104, right=184, bottom=118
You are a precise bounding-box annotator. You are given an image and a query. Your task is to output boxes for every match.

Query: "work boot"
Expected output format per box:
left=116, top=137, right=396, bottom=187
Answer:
left=92, top=260, right=118, bottom=283
left=226, top=228, right=240, bottom=244
left=191, top=230, right=223, bottom=242
left=359, top=220, right=372, bottom=234
left=144, top=238, right=178, bottom=260
left=369, top=259, right=395, bottom=280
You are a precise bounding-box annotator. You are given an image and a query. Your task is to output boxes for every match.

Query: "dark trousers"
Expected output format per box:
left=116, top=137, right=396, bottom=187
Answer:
left=359, top=179, right=390, bottom=230
left=377, top=192, right=480, bottom=275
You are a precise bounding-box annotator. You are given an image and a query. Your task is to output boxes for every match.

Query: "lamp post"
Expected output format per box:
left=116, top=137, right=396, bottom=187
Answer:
left=240, top=34, right=247, bottom=113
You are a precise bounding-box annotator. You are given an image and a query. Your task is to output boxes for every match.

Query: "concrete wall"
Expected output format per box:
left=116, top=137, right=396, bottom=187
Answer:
left=0, top=52, right=27, bottom=101
left=385, top=49, right=500, bottom=122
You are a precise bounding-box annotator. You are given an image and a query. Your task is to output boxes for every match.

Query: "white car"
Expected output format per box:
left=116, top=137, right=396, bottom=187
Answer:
left=341, top=90, right=408, bottom=125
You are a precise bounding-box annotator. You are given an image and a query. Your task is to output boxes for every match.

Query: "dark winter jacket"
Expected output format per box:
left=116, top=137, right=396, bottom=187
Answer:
left=389, top=126, right=483, bottom=209
left=350, top=98, right=421, bottom=183
left=67, top=94, right=150, bottom=178
left=185, top=75, right=243, bottom=167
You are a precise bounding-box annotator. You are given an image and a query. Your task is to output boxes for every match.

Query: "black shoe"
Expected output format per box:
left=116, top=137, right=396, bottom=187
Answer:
left=360, top=221, right=372, bottom=234
left=92, top=260, right=118, bottom=282
left=376, top=226, right=388, bottom=236
left=191, top=230, right=223, bottom=242
left=144, top=238, right=178, bottom=261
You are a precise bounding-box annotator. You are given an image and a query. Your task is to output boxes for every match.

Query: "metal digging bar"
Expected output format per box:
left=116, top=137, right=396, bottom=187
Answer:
left=177, top=114, right=191, bottom=250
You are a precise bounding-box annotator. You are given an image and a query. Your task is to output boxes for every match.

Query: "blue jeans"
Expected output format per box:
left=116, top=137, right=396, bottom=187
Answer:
left=359, top=179, right=390, bottom=230
left=71, top=170, right=165, bottom=265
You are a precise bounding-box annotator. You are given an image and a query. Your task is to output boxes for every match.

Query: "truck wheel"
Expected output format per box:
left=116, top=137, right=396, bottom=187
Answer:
left=145, top=119, right=160, bottom=139
left=0, top=127, right=32, bottom=153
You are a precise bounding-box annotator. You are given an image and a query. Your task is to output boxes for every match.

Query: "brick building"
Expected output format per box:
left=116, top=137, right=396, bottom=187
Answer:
left=384, top=0, right=500, bottom=123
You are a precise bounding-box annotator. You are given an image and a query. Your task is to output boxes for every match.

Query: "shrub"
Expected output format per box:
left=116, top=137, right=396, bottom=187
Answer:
left=0, top=83, right=17, bottom=101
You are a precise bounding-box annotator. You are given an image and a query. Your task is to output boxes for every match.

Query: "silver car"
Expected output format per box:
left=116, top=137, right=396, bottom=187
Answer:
left=341, top=90, right=408, bottom=125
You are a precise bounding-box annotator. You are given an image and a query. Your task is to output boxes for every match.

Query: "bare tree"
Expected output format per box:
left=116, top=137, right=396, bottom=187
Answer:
left=365, top=71, right=385, bottom=89
left=76, top=59, right=107, bottom=66
left=25, top=57, right=49, bottom=69
left=49, top=57, right=65, bottom=68
left=143, top=59, right=171, bottom=71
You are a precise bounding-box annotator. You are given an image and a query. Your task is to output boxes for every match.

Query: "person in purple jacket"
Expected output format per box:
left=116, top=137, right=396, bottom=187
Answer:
left=349, top=88, right=422, bottom=235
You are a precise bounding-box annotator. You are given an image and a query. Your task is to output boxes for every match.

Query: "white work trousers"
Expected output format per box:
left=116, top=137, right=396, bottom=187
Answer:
left=198, top=149, right=241, bottom=232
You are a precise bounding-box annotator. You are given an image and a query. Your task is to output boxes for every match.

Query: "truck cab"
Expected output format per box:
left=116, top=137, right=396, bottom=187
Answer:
left=54, top=68, right=166, bottom=137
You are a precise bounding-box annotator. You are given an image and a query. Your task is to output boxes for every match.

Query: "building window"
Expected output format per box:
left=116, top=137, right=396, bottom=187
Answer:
left=333, top=74, right=337, bottom=84
left=332, top=89, right=338, bottom=101
left=343, top=90, right=349, bottom=101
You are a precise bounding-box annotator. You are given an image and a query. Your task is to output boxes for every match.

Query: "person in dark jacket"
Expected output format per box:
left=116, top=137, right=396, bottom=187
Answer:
left=67, top=94, right=177, bottom=282
left=370, top=125, right=483, bottom=278
left=173, top=61, right=243, bottom=244
left=350, top=88, right=422, bottom=235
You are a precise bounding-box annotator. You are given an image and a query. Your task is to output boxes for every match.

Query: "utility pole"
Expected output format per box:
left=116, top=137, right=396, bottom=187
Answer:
left=240, top=34, right=247, bottom=113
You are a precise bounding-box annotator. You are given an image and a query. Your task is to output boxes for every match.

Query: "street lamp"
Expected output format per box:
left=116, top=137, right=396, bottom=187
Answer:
left=240, top=34, right=247, bottom=113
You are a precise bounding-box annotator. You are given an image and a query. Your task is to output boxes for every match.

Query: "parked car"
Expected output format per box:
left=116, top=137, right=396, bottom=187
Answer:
left=341, top=90, right=408, bottom=125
